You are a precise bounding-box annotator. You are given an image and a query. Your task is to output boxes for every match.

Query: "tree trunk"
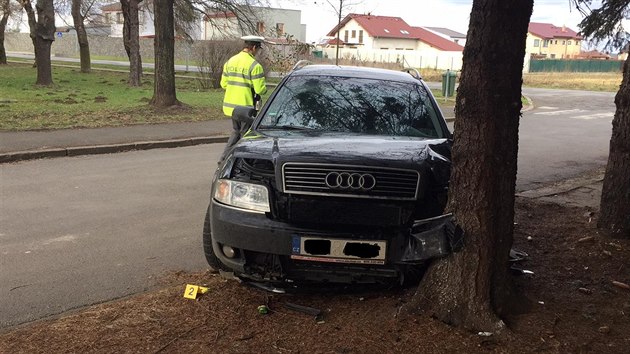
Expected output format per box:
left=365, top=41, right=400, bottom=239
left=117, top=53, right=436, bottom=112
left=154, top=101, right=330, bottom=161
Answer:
left=150, top=0, right=179, bottom=107
left=19, top=0, right=37, bottom=67
left=34, top=0, right=55, bottom=86
left=406, top=0, right=533, bottom=332
left=121, top=0, right=142, bottom=86
left=71, top=0, right=90, bottom=73
left=598, top=57, right=630, bottom=238
left=0, top=0, right=9, bottom=65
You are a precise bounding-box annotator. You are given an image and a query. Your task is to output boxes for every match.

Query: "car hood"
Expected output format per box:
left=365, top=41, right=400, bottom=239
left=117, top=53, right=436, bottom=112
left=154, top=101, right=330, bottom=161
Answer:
left=230, top=132, right=450, bottom=169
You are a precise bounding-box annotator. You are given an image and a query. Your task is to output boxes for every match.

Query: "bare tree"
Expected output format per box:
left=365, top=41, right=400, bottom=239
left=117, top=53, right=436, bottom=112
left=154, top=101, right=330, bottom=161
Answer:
left=18, top=0, right=37, bottom=65
left=71, top=0, right=90, bottom=72
left=0, top=0, right=11, bottom=64
left=150, top=0, right=179, bottom=107
left=404, top=0, right=534, bottom=332
left=34, top=0, right=56, bottom=85
left=120, top=0, right=142, bottom=86
left=572, top=0, right=630, bottom=238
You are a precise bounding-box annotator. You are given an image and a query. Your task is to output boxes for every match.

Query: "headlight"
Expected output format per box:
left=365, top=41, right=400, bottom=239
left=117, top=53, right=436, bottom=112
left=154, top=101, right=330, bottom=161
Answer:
left=214, top=179, right=270, bottom=213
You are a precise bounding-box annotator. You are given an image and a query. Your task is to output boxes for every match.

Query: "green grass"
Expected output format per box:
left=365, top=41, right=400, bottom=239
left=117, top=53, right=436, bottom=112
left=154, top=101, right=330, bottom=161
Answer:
left=0, top=62, right=232, bottom=130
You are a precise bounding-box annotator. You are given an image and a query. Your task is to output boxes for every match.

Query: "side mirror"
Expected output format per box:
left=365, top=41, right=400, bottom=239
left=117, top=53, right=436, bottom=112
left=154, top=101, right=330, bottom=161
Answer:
left=232, top=106, right=256, bottom=131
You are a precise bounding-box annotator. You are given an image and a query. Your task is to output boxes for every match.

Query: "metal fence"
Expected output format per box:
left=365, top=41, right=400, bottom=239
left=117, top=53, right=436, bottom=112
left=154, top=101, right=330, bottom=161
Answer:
left=529, top=59, right=623, bottom=72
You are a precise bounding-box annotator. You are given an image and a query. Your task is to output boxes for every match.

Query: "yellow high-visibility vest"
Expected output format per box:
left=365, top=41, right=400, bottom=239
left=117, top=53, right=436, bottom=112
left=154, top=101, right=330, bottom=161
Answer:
left=220, top=51, right=267, bottom=116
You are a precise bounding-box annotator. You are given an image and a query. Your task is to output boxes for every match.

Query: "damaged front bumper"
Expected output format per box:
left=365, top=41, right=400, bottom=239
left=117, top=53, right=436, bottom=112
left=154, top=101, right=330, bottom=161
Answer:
left=210, top=200, right=463, bottom=283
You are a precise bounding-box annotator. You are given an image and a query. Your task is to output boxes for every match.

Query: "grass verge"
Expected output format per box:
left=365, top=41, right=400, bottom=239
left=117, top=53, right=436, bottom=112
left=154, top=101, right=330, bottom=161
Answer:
left=0, top=63, right=237, bottom=130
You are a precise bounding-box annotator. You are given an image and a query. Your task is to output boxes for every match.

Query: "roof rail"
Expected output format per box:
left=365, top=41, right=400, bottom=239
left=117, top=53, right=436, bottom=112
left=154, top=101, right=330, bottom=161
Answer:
left=291, top=60, right=313, bottom=72
left=402, top=67, right=422, bottom=80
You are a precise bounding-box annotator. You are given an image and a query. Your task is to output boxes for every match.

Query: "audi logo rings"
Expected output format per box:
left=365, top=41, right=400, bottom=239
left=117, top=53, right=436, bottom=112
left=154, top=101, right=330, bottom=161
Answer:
left=325, top=172, right=376, bottom=191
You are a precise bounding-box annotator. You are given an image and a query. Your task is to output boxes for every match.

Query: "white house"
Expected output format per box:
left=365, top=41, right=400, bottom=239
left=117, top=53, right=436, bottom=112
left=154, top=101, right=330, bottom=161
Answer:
left=423, top=27, right=467, bottom=47
left=203, top=6, right=306, bottom=42
left=100, top=2, right=305, bottom=42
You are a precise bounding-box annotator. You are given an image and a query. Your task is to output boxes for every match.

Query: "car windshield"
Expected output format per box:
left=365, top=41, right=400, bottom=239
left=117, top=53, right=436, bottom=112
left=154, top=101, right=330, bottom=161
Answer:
left=257, top=75, right=445, bottom=138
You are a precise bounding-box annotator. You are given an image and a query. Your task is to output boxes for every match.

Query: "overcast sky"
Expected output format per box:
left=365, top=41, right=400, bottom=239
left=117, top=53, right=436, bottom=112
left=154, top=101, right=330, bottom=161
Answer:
left=273, top=0, right=592, bottom=43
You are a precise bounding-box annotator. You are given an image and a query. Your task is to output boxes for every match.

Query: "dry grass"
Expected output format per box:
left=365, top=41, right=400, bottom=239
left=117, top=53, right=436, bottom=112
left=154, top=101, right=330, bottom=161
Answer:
left=523, top=72, right=622, bottom=92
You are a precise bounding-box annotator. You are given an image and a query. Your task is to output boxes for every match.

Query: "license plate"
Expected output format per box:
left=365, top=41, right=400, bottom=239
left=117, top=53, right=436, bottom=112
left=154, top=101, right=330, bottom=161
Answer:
left=291, top=236, right=386, bottom=265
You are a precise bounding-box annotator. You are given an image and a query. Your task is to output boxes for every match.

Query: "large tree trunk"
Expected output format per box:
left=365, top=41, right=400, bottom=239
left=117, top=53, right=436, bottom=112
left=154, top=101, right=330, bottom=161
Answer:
left=406, top=0, right=533, bottom=332
left=150, top=0, right=179, bottom=107
left=19, top=0, right=37, bottom=67
left=71, top=0, right=90, bottom=73
left=121, top=0, right=142, bottom=86
left=34, top=0, right=55, bottom=86
left=598, top=57, right=630, bottom=238
left=0, top=0, right=9, bottom=65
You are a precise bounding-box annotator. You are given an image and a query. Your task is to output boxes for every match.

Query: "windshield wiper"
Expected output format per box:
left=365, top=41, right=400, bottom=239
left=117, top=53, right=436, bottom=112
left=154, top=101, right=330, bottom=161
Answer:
left=258, top=125, right=319, bottom=131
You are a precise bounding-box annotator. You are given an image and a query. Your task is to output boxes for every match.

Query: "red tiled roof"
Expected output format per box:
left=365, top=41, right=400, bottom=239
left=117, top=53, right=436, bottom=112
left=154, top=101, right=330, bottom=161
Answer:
left=204, top=11, right=237, bottom=20
left=327, top=14, right=463, bottom=51
left=411, top=27, right=464, bottom=51
left=101, top=2, right=121, bottom=12
left=327, top=14, right=416, bottom=39
left=528, top=22, right=582, bottom=40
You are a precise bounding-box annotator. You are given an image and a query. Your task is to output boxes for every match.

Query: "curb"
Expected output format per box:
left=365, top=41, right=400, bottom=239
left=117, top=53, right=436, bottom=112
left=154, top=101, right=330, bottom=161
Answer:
left=0, top=136, right=229, bottom=164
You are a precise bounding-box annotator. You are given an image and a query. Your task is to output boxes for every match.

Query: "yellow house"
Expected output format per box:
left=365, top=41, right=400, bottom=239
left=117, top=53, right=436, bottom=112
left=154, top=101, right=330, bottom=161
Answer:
left=526, top=22, right=582, bottom=59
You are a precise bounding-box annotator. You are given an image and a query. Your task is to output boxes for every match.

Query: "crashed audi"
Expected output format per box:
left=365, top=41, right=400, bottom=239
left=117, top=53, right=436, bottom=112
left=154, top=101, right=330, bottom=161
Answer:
left=203, top=64, right=461, bottom=285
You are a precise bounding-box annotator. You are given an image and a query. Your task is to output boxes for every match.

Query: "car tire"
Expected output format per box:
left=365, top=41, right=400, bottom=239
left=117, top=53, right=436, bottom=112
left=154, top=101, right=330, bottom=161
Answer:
left=202, top=205, right=230, bottom=272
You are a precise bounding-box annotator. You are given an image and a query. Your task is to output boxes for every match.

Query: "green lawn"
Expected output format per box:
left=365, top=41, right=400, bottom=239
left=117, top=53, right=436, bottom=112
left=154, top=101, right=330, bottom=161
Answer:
left=0, top=63, right=231, bottom=130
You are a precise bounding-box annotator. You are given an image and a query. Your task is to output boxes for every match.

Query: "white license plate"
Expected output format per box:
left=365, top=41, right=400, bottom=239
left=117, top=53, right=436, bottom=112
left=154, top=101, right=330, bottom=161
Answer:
left=291, top=236, right=386, bottom=265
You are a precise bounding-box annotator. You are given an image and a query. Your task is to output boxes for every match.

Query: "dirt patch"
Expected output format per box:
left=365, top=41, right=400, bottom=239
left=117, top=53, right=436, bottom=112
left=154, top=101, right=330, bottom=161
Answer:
left=1, top=198, right=628, bottom=353
left=93, top=96, right=108, bottom=103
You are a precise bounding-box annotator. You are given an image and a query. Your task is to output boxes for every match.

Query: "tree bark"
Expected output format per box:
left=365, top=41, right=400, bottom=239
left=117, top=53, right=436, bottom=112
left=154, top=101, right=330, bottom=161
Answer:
left=0, top=0, right=9, bottom=65
left=598, top=56, right=630, bottom=238
left=150, top=0, right=179, bottom=107
left=71, top=0, right=91, bottom=73
left=34, top=0, right=55, bottom=86
left=18, top=0, right=37, bottom=67
left=121, top=0, right=142, bottom=86
left=406, top=0, right=533, bottom=332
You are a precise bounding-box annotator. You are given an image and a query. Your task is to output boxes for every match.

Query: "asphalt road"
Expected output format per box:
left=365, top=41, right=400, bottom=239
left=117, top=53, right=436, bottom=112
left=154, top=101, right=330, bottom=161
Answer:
left=0, top=87, right=615, bottom=329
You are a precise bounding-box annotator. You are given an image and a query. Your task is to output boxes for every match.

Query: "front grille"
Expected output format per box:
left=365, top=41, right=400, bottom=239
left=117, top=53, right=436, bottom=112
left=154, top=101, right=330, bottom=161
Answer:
left=282, top=163, right=419, bottom=200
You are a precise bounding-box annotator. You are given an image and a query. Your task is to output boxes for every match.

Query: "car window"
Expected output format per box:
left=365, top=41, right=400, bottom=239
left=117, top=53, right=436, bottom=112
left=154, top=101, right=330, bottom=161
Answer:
left=257, top=75, right=445, bottom=138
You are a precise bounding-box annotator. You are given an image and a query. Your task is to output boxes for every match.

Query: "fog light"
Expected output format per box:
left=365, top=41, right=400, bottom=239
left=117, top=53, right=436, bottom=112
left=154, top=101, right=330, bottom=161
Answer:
left=222, top=245, right=237, bottom=259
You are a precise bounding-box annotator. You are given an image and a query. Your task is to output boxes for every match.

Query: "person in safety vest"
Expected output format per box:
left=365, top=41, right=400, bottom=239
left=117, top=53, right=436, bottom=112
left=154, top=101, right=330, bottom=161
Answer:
left=221, top=35, right=267, bottom=117
left=219, top=35, right=267, bottom=161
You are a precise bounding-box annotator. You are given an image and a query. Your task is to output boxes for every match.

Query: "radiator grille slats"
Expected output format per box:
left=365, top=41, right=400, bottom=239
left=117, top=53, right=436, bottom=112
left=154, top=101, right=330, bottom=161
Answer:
left=282, top=163, right=419, bottom=200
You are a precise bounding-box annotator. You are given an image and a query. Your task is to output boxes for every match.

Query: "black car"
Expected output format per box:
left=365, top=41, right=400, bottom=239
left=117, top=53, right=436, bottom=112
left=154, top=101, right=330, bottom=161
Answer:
left=203, top=64, right=457, bottom=285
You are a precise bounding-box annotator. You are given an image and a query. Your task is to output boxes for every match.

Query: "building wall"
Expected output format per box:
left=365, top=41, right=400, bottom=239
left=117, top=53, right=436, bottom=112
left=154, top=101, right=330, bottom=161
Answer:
left=371, top=37, right=417, bottom=51
left=526, top=33, right=582, bottom=58
left=204, top=17, right=241, bottom=40
left=337, top=19, right=371, bottom=47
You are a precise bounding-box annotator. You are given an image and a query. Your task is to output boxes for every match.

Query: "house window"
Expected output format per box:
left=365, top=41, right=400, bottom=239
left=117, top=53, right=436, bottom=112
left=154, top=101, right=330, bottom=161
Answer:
left=380, top=47, right=389, bottom=50
left=562, top=40, right=566, bottom=45
left=275, top=23, right=284, bottom=36
left=554, top=40, right=558, bottom=44
left=533, top=39, right=540, bottom=47
left=351, top=30, right=356, bottom=38
left=116, top=12, right=123, bottom=24
left=257, top=21, right=265, bottom=34
left=576, top=40, right=580, bottom=46
left=550, top=54, right=556, bottom=58
left=400, top=30, right=409, bottom=35
left=384, top=29, right=390, bottom=33
left=395, top=48, right=403, bottom=50
left=454, top=39, right=459, bottom=44
left=358, top=30, right=363, bottom=44
left=543, top=40, right=549, bottom=47
left=567, top=40, right=571, bottom=45
left=344, top=30, right=349, bottom=43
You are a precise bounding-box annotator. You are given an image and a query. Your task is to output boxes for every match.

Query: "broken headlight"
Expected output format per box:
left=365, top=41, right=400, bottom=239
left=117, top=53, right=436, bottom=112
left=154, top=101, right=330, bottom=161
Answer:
left=214, top=179, right=270, bottom=213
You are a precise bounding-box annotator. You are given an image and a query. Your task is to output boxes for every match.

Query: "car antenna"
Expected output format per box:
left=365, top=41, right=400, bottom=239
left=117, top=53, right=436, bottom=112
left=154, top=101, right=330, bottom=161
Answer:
left=402, top=67, right=422, bottom=80
left=291, top=60, right=313, bottom=72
